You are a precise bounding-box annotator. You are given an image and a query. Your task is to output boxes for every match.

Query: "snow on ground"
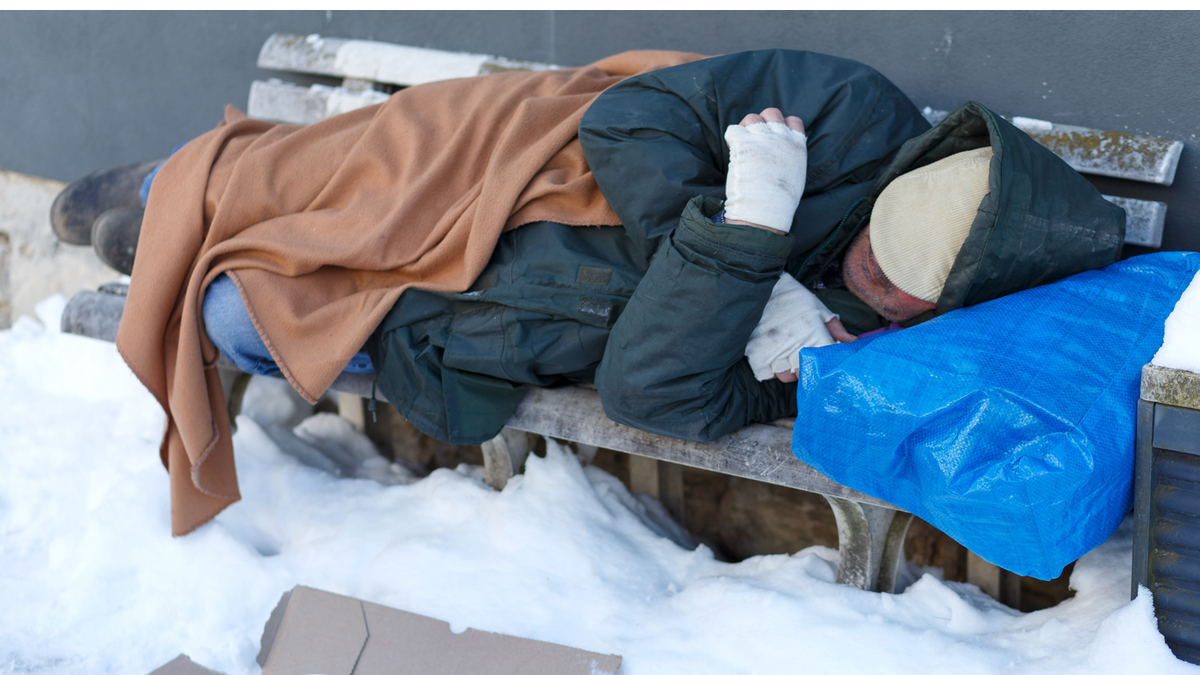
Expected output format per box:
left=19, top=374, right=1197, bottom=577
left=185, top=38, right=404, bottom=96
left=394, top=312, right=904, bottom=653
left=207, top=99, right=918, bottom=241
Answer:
left=1154, top=268, right=1200, bottom=375
left=2, top=296, right=1197, bottom=675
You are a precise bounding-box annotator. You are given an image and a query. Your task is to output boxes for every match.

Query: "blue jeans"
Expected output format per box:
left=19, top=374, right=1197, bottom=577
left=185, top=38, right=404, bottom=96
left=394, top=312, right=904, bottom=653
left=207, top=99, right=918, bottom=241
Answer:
left=202, top=274, right=376, bottom=376
left=138, top=144, right=183, bottom=207
left=144, top=157, right=374, bottom=376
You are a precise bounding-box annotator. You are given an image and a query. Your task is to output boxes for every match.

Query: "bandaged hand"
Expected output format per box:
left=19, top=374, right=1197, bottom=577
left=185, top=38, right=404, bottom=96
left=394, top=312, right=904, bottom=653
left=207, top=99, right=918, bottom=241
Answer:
left=723, top=108, right=807, bottom=234
left=745, top=274, right=841, bottom=381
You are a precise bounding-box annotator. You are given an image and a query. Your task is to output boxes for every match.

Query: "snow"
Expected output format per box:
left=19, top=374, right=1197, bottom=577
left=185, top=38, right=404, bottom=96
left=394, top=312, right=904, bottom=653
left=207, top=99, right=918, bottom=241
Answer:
left=1153, top=268, right=1200, bottom=375
left=3, top=296, right=1198, bottom=675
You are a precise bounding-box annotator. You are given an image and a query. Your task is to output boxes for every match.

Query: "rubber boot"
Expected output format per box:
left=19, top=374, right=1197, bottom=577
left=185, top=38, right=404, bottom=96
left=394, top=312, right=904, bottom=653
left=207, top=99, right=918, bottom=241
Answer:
left=50, top=160, right=161, bottom=245
left=92, top=207, right=144, bottom=276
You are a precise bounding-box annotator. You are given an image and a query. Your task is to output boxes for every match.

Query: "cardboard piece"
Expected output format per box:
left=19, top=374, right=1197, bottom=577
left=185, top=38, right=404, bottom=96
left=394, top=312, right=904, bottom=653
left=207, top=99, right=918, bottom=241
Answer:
left=258, top=586, right=622, bottom=675
left=147, top=654, right=227, bottom=675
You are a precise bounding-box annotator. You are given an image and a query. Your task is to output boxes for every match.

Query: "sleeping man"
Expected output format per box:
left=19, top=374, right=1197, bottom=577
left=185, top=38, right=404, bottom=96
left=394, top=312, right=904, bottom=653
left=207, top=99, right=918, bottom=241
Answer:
left=50, top=49, right=1125, bottom=534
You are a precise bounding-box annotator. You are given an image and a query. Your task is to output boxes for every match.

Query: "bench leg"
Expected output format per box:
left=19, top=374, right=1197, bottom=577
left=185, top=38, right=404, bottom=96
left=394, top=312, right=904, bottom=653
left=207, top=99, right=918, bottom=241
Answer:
left=336, top=392, right=366, bottom=431
left=482, top=428, right=534, bottom=490
left=629, top=456, right=685, bottom=526
left=658, top=462, right=685, bottom=526
left=823, top=496, right=913, bottom=593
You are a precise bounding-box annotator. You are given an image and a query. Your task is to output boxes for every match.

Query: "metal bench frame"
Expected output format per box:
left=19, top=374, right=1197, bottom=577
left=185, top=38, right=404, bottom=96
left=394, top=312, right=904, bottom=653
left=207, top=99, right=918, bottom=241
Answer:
left=60, top=33, right=1184, bottom=601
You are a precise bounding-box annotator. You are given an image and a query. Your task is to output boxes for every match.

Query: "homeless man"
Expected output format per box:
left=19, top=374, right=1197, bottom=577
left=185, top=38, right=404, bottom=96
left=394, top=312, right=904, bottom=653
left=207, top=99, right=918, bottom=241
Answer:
left=50, top=49, right=1125, bottom=535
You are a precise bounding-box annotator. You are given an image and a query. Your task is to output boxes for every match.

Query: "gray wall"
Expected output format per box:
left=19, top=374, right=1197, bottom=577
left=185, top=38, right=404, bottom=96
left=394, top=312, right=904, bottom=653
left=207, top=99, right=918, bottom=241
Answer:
left=3, top=10, right=1197, bottom=252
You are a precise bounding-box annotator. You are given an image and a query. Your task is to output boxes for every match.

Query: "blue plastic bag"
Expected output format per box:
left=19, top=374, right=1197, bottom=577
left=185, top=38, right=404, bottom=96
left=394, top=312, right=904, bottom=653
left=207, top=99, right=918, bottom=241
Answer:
left=792, top=252, right=1199, bottom=579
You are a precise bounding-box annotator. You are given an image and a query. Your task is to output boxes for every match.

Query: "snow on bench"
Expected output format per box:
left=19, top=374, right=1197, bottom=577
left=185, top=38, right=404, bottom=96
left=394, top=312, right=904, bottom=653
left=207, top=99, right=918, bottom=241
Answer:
left=60, top=34, right=1186, bottom=603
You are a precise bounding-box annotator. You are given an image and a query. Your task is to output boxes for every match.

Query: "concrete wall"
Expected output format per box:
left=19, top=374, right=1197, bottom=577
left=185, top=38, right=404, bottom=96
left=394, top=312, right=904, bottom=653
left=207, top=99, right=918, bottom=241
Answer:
left=2, top=10, right=1197, bottom=252
left=0, top=171, right=121, bottom=327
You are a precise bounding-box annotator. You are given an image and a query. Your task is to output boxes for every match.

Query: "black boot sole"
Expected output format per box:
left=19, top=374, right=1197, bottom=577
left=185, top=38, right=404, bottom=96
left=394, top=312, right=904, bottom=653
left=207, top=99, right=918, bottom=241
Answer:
left=92, top=207, right=144, bottom=276
left=50, top=160, right=162, bottom=246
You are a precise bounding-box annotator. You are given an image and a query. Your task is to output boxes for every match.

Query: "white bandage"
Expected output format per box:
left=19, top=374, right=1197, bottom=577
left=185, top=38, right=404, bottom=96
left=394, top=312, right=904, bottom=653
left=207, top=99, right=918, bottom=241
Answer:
left=723, top=121, right=808, bottom=234
left=745, top=274, right=837, bottom=381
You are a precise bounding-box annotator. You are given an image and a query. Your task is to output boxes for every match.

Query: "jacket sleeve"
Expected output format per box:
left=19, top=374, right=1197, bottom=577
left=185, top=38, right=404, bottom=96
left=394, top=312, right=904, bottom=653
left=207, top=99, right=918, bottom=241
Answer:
left=594, top=196, right=799, bottom=442
left=583, top=50, right=929, bottom=441
left=579, top=49, right=930, bottom=263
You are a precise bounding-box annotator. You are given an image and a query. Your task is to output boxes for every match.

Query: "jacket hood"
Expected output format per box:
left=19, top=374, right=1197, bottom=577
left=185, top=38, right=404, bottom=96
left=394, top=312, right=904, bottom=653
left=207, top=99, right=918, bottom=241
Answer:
left=866, top=101, right=1126, bottom=314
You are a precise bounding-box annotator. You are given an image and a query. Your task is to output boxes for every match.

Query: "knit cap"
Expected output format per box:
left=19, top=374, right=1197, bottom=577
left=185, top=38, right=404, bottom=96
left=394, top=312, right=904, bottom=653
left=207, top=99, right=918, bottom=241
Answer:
left=870, top=146, right=994, bottom=303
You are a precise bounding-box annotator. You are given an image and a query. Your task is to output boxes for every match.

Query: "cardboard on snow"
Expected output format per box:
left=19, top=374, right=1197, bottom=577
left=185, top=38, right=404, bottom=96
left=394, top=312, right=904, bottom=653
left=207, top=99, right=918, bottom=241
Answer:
left=148, top=585, right=622, bottom=675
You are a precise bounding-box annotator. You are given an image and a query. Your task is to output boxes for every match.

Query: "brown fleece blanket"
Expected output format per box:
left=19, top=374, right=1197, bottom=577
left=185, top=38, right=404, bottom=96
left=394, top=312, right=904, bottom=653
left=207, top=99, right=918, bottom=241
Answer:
left=117, top=50, right=704, bottom=535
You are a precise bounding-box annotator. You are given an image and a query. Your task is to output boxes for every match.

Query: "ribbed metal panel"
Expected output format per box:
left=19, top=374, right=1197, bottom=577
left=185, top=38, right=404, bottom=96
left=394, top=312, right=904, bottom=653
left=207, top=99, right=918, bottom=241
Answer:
left=1153, top=580, right=1200, bottom=616
left=1170, top=643, right=1200, bottom=665
left=1158, top=612, right=1200, bottom=654
left=1152, top=517, right=1200, bottom=558
left=1158, top=451, right=1200, bottom=483
left=1151, top=444, right=1200, bottom=663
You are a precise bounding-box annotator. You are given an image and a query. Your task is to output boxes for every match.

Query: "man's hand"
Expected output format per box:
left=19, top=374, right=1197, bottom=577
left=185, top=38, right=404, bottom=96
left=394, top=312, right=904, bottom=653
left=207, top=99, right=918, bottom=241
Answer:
left=737, top=108, right=805, bottom=132
left=723, top=108, right=808, bottom=235
left=746, top=275, right=856, bottom=382
left=825, top=316, right=857, bottom=343
left=773, top=317, right=856, bottom=382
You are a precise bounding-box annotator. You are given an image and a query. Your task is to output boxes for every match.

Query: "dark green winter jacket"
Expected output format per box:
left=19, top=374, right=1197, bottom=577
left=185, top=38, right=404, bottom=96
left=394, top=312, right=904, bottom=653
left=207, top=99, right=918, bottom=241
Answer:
left=366, top=51, right=1124, bottom=447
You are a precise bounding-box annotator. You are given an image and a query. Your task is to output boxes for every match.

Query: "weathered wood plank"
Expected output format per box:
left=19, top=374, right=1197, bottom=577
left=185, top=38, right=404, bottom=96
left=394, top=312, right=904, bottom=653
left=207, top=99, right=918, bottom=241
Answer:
left=505, top=385, right=898, bottom=509
left=1104, top=195, right=1166, bottom=248
left=258, top=42, right=1183, bottom=186
left=923, top=108, right=1182, bottom=186
left=263, top=374, right=897, bottom=511
left=257, top=33, right=553, bottom=88
left=1011, top=117, right=1183, bottom=186
left=58, top=294, right=887, bottom=510
left=248, top=79, right=388, bottom=125
left=59, top=283, right=127, bottom=342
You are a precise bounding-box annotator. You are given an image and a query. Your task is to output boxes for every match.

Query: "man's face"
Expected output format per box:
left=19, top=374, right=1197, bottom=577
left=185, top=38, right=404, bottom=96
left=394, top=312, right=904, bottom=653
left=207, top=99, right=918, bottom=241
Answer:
left=842, top=225, right=937, bottom=322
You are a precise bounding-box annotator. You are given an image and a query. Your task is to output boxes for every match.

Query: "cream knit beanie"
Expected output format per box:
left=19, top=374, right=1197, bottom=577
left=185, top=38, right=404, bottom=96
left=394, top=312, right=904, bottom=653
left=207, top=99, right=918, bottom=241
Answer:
left=870, top=146, right=994, bottom=303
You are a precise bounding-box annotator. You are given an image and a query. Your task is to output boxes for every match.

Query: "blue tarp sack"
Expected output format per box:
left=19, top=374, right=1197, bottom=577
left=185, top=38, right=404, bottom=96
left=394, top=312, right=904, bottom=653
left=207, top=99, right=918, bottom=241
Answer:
left=792, top=251, right=1199, bottom=579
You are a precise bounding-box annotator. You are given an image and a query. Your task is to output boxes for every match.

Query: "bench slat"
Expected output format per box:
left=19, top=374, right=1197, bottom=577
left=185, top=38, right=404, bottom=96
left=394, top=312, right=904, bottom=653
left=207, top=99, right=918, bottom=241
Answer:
left=505, top=385, right=898, bottom=509
left=1011, top=117, right=1183, bottom=187
left=59, top=289, right=888, bottom=508
left=247, top=80, right=1168, bottom=249
left=259, top=36, right=1182, bottom=187
left=257, top=33, right=552, bottom=88
left=924, top=108, right=1182, bottom=186
left=249, top=79, right=388, bottom=125
left=59, top=284, right=126, bottom=343
left=1105, top=195, right=1166, bottom=248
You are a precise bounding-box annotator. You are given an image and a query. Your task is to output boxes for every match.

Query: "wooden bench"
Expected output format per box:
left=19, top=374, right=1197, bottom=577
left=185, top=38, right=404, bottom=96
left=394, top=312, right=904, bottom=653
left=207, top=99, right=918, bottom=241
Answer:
left=59, top=34, right=1184, bottom=604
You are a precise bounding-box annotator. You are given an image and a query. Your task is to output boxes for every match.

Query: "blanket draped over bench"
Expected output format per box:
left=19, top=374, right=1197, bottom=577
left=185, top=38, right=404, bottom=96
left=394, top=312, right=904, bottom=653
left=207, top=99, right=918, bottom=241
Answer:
left=116, top=50, right=703, bottom=535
